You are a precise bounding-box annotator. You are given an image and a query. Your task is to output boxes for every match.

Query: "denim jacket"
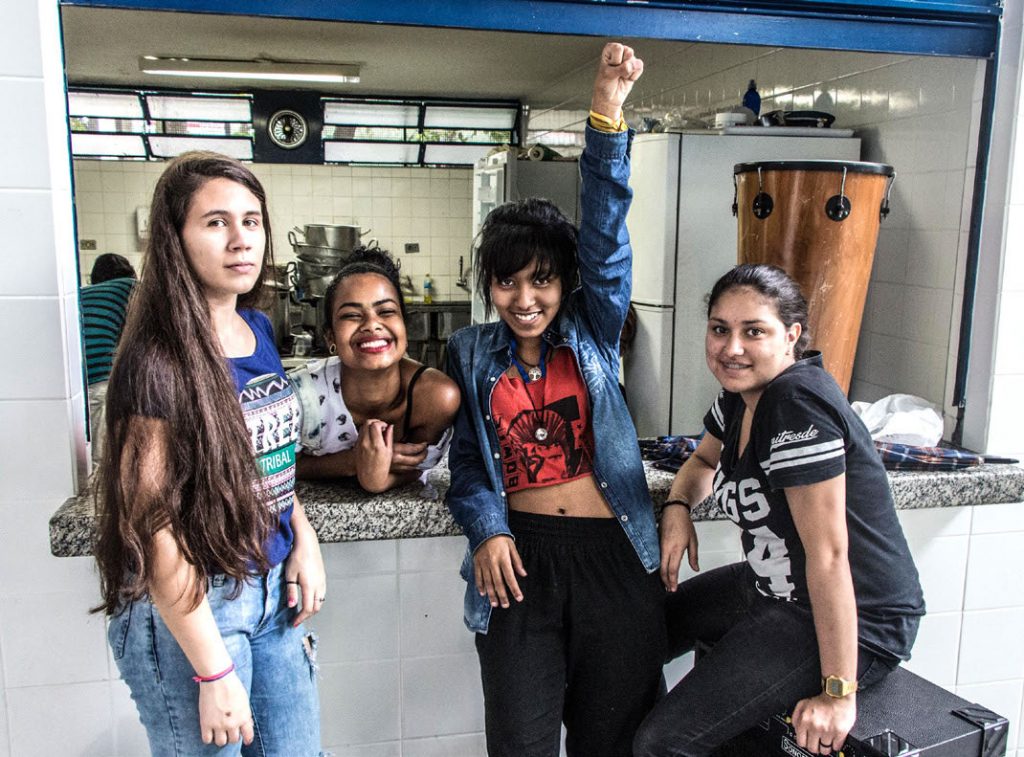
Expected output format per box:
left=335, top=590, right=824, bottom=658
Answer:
left=446, top=126, right=660, bottom=633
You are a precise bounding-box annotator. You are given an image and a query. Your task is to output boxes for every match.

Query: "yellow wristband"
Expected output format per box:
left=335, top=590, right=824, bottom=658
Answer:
left=589, top=110, right=627, bottom=133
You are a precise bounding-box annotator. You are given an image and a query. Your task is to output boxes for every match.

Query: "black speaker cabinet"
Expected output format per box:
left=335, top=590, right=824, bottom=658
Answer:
left=716, top=666, right=1009, bottom=757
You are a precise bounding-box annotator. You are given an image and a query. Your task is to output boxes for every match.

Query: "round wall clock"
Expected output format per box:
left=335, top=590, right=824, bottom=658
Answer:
left=267, top=109, right=308, bottom=149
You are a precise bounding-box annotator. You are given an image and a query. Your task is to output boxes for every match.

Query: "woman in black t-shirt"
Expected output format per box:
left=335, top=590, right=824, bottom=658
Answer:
left=634, top=264, right=924, bottom=757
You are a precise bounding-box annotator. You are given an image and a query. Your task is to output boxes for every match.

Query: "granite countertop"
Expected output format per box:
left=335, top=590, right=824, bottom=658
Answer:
left=49, top=459, right=1024, bottom=558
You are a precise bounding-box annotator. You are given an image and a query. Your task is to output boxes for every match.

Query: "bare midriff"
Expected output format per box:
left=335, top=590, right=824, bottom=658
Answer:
left=508, top=474, right=615, bottom=518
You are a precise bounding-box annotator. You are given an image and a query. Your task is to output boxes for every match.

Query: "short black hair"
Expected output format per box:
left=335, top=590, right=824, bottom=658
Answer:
left=91, top=253, right=137, bottom=284
left=707, top=264, right=811, bottom=358
left=321, top=246, right=407, bottom=334
left=473, top=198, right=578, bottom=316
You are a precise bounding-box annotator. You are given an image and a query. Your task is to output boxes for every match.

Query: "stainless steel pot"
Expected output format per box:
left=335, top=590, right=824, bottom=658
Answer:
left=304, top=224, right=364, bottom=249
left=292, top=243, right=350, bottom=265
left=267, top=262, right=295, bottom=289
left=295, top=258, right=339, bottom=281
left=268, top=286, right=291, bottom=349
left=304, top=272, right=335, bottom=299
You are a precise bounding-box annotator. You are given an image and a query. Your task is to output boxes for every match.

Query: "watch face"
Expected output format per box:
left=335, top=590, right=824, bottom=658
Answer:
left=824, top=676, right=857, bottom=697
left=268, top=109, right=308, bottom=149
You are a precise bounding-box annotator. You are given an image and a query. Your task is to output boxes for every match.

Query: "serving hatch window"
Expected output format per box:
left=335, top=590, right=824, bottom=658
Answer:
left=322, top=97, right=519, bottom=167
left=68, top=89, right=255, bottom=160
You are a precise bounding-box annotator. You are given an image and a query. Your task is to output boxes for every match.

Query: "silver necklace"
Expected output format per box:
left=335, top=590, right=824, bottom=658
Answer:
left=509, top=340, right=550, bottom=441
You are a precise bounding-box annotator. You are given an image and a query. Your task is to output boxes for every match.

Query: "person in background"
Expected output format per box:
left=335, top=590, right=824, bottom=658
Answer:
left=80, top=253, right=137, bottom=466
left=445, top=43, right=664, bottom=757
left=289, top=246, right=460, bottom=492
left=94, top=152, right=325, bottom=756
left=633, top=264, right=924, bottom=757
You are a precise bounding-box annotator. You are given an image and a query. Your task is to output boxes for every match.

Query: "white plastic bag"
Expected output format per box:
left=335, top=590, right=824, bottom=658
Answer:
left=850, top=394, right=944, bottom=447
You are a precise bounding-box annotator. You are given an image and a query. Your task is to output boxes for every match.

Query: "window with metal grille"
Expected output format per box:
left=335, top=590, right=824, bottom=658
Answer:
left=322, top=98, right=519, bottom=166
left=67, top=89, right=254, bottom=160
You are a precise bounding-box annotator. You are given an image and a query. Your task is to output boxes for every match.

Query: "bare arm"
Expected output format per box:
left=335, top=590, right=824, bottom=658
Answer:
left=296, top=447, right=358, bottom=479
left=787, top=475, right=858, bottom=755
left=129, top=418, right=252, bottom=747
left=149, top=529, right=254, bottom=746
left=659, top=433, right=721, bottom=590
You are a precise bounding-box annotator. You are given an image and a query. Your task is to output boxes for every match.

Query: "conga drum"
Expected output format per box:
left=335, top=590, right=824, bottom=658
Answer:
left=733, top=160, right=895, bottom=393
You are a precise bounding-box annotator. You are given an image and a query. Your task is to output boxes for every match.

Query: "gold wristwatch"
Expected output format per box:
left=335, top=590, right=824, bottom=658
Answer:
left=822, top=675, right=858, bottom=698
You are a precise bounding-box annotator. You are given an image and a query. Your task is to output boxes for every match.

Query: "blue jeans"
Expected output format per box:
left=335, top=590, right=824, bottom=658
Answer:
left=109, top=563, right=322, bottom=757
left=633, top=562, right=896, bottom=757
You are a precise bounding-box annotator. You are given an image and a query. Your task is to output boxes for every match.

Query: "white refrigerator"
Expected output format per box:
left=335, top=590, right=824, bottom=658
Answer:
left=624, top=131, right=861, bottom=437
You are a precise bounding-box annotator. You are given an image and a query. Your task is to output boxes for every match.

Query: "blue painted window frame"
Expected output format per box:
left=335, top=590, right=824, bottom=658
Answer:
left=60, top=0, right=1000, bottom=58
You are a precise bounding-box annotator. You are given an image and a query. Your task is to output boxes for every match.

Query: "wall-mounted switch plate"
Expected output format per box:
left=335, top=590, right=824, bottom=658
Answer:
left=136, top=206, right=150, bottom=240
left=80, top=239, right=97, bottom=250
left=405, top=242, right=420, bottom=253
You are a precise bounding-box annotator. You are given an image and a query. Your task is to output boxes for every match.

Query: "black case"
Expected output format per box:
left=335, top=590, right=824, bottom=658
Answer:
left=717, top=666, right=1009, bottom=757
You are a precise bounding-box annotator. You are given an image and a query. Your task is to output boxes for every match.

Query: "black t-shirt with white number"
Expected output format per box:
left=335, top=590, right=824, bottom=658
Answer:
left=704, top=352, right=925, bottom=661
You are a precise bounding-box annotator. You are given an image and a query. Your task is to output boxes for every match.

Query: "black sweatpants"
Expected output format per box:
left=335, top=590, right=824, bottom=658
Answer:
left=475, top=509, right=667, bottom=757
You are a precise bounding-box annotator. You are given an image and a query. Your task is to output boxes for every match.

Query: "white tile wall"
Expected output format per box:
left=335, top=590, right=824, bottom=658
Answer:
left=6, top=682, right=114, bottom=757
left=0, top=190, right=61, bottom=297
left=0, top=80, right=55, bottom=191
left=0, top=591, right=108, bottom=688
left=401, top=653, right=484, bottom=740
left=310, top=573, right=401, bottom=664
left=320, top=659, right=402, bottom=748
left=957, top=608, right=1024, bottom=685
left=109, top=678, right=149, bottom=756
left=0, top=399, right=77, bottom=500
left=403, top=733, right=488, bottom=757
left=0, top=298, right=73, bottom=400
left=903, top=612, right=961, bottom=689
left=72, top=160, right=475, bottom=302
left=0, top=641, right=8, bottom=757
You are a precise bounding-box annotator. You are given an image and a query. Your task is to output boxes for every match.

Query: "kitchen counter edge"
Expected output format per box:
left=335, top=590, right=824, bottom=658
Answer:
left=49, top=462, right=1024, bottom=558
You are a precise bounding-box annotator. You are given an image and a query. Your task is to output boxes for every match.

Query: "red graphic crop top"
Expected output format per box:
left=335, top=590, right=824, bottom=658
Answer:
left=490, top=347, right=595, bottom=493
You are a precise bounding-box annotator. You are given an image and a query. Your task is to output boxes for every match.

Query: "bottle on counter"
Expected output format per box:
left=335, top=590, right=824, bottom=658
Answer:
left=423, top=273, right=434, bottom=304
left=743, top=79, right=761, bottom=117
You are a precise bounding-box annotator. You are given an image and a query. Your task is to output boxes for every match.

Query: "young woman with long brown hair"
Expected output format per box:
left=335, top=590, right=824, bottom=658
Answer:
left=94, top=152, right=325, bottom=756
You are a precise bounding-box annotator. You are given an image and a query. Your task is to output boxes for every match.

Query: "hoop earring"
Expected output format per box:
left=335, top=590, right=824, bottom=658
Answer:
left=329, top=343, right=337, bottom=355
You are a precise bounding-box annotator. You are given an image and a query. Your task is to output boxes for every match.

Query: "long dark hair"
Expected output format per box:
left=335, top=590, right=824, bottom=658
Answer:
left=94, top=151, right=276, bottom=615
left=707, top=264, right=811, bottom=359
left=321, top=245, right=407, bottom=335
left=473, top=198, right=578, bottom=316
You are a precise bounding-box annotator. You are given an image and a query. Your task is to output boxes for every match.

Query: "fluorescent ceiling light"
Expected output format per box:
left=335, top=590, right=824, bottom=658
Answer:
left=139, top=57, right=360, bottom=84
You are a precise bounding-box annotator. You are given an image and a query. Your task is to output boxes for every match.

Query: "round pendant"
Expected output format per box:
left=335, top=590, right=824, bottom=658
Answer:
left=528, top=367, right=543, bottom=382
left=534, top=427, right=549, bottom=441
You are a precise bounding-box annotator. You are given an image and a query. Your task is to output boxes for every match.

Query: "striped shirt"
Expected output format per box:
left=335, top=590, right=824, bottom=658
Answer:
left=80, top=277, right=135, bottom=385
left=703, top=352, right=924, bottom=661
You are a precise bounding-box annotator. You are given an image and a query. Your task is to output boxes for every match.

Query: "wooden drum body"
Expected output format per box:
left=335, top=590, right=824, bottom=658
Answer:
left=734, top=160, right=894, bottom=392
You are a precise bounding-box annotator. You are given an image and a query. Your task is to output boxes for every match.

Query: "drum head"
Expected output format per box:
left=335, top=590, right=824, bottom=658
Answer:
left=734, top=160, right=894, bottom=176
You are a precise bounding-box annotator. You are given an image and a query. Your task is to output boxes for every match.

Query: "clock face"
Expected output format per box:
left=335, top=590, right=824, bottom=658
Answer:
left=268, top=109, right=308, bottom=149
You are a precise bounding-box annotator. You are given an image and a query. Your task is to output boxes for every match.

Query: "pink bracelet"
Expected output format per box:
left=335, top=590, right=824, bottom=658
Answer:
left=192, top=663, right=235, bottom=683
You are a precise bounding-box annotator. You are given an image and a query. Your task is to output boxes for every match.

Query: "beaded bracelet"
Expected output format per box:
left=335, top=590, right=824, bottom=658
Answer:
left=663, top=498, right=691, bottom=513
left=192, top=663, right=235, bottom=684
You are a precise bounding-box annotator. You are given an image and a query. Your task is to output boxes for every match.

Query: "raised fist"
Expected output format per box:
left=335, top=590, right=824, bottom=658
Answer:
left=591, top=42, right=644, bottom=122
